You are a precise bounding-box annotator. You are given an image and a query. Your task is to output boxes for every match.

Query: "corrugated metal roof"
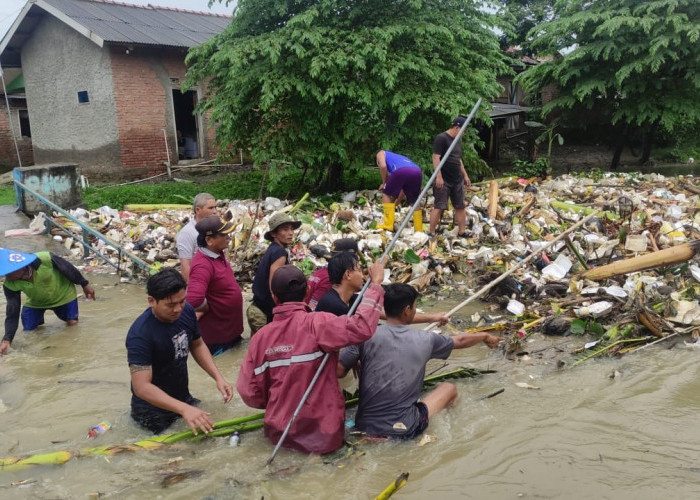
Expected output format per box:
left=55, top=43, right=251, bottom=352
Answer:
left=489, top=103, right=530, bottom=119
left=42, top=0, right=231, bottom=47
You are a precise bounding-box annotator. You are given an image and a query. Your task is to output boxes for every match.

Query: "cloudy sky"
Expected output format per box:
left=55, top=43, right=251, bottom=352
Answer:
left=0, top=0, right=236, bottom=39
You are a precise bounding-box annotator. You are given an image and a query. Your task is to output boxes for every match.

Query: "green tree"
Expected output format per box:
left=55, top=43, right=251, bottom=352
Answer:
left=498, top=0, right=556, bottom=55
left=519, top=0, right=700, bottom=168
left=186, top=0, right=509, bottom=192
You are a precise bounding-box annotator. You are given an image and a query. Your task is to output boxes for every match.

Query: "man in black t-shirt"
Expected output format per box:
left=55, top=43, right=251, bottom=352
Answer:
left=126, top=269, right=233, bottom=435
left=428, top=116, right=472, bottom=238
left=316, top=253, right=448, bottom=326
left=247, top=212, right=301, bottom=335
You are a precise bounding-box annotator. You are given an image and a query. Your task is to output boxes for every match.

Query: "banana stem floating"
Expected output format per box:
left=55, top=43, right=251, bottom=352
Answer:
left=374, top=472, right=409, bottom=500
left=1, top=368, right=490, bottom=472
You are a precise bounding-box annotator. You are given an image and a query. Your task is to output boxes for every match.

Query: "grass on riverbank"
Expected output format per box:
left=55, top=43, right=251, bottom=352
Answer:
left=82, top=168, right=383, bottom=210
left=0, top=186, right=14, bottom=205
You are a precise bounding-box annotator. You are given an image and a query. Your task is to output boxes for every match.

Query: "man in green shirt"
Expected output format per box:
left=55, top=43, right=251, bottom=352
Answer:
left=1, top=248, right=95, bottom=355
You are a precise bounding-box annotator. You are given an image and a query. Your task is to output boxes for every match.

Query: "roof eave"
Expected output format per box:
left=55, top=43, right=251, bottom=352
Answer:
left=34, top=0, right=105, bottom=47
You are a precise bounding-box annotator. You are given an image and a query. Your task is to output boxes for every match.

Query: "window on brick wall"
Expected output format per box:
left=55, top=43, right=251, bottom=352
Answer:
left=18, top=110, right=31, bottom=138
left=77, top=90, right=89, bottom=103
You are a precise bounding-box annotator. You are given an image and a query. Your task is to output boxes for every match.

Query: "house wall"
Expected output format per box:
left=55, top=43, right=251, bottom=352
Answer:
left=21, top=16, right=120, bottom=167
left=110, top=46, right=216, bottom=170
left=0, top=99, right=34, bottom=167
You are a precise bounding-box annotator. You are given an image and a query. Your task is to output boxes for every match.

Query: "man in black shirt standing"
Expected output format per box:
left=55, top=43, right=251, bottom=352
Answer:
left=428, top=116, right=472, bottom=238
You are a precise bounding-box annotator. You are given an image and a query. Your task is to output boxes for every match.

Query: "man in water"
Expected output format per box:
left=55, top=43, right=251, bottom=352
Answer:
left=1, top=248, right=95, bottom=355
left=126, top=268, right=233, bottom=434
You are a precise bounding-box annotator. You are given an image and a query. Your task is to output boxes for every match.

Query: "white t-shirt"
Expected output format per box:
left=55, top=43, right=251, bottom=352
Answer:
left=175, top=219, right=198, bottom=259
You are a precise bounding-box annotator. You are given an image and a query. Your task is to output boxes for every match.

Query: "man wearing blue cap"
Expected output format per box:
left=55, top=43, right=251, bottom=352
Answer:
left=0, top=248, right=95, bottom=355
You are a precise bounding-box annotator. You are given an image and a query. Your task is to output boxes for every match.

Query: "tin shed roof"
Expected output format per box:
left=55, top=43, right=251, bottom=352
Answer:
left=0, top=0, right=231, bottom=67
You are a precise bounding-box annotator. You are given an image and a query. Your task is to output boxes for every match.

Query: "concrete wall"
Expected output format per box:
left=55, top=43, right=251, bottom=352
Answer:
left=0, top=98, right=34, bottom=167
left=14, top=163, right=82, bottom=214
left=21, top=16, right=120, bottom=167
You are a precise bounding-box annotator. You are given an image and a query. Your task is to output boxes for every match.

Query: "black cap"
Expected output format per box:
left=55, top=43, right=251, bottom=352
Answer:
left=451, top=115, right=467, bottom=127
left=331, top=238, right=359, bottom=254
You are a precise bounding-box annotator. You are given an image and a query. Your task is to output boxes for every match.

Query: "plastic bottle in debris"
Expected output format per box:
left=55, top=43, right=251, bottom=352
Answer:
left=229, top=432, right=240, bottom=447
left=87, top=421, right=111, bottom=439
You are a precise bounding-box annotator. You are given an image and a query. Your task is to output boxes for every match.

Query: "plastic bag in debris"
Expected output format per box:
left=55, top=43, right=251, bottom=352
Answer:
left=264, top=197, right=282, bottom=211
left=4, top=212, right=48, bottom=237
left=667, top=300, right=700, bottom=325
left=98, top=206, right=119, bottom=218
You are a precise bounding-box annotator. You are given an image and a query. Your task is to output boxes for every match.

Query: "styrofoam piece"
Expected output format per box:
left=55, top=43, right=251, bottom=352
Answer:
left=542, top=254, right=572, bottom=280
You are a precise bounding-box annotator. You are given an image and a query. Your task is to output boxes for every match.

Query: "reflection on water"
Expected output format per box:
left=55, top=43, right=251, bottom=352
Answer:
left=1, top=271, right=700, bottom=498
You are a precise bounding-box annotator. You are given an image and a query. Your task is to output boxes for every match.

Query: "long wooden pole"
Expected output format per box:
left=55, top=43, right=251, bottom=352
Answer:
left=423, top=210, right=601, bottom=330
left=267, top=99, right=484, bottom=465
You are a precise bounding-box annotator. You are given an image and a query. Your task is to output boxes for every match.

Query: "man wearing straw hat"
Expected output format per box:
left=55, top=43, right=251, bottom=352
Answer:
left=1, top=248, right=95, bottom=355
left=247, top=212, right=301, bottom=335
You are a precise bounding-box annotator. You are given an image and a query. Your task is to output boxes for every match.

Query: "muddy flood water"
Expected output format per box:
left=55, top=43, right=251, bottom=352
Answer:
left=2, top=206, right=700, bottom=499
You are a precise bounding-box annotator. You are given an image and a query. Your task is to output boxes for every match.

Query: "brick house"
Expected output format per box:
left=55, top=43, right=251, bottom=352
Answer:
left=0, top=69, right=34, bottom=167
left=0, top=0, right=230, bottom=174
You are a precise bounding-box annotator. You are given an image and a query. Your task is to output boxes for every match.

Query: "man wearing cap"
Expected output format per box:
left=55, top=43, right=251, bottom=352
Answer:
left=186, top=215, right=243, bottom=355
left=127, top=268, right=233, bottom=435
left=305, top=238, right=359, bottom=311
left=428, top=116, right=472, bottom=238
left=376, top=150, right=424, bottom=233
left=237, top=260, right=386, bottom=455
left=247, top=212, right=301, bottom=335
left=1, top=248, right=95, bottom=355
left=176, top=193, right=218, bottom=282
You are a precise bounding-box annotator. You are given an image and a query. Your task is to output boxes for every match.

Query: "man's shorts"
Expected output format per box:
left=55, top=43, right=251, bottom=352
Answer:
left=21, top=299, right=79, bottom=331
left=384, top=167, right=423, bottom=204
left=246, top=303, right=268, bottom=336
left=433, top=180, right=466, bottom=210
left=394, top=401, right=430, bottom=440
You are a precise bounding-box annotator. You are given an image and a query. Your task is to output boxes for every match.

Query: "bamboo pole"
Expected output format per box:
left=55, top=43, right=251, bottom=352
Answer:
left=581, top=240, right=700, bottom=281
left=549, top=200, right=618, bottom=220
left=267, top=99, right=485, bottom=465
left=487, top=180, right=499, bottom=220
left=423, top=211, right=601, bottom=330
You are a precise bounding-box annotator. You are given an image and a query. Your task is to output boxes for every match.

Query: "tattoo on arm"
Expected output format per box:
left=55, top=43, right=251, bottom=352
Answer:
left=129, top=364, right=152, bottom=374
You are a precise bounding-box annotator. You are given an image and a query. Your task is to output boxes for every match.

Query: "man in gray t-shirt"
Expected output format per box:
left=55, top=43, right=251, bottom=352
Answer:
left=175, top=193, right=217, bottom=282
left=338, top=283, right=500, bottom=439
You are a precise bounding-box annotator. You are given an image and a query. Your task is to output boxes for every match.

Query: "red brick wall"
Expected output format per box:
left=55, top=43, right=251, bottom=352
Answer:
left=109, top=46, right=216, bottom=169
left=0, top=99, right=34, bottom=167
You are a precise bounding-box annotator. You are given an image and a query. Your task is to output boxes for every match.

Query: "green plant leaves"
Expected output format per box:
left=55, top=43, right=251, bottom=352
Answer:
left=403, top=249, right=421, bottom=264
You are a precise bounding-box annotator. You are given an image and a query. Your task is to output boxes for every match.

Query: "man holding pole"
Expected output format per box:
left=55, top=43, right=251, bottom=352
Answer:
left=428, top=116, right=472, bottom=238
left=375, top=150, right=424, bottom=232
left=237, top=261, right=385, bottom=455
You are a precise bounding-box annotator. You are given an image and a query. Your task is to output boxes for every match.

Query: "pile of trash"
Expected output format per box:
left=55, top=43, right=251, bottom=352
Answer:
left=21, top=171, right=700, bottom=363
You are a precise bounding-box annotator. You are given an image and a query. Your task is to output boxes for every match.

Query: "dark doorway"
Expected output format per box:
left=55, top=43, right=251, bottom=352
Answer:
left=172, top=89, right=199, bottom=159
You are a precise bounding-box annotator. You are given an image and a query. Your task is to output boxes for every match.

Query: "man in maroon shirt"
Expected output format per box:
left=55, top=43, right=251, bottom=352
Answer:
left=186, top=216, right=243, bottom=355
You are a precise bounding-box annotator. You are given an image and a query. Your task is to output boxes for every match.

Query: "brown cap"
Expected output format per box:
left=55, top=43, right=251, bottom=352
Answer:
left=331, top=238, right=359, bottom=254
left=270, top=265, right=307, bottom=298
left=264, top=212, right=301, bottom=241
left=195, top=215, right=235, bottom=237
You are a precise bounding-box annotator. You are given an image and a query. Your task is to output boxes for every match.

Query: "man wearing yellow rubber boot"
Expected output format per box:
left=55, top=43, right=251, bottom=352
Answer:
left=376, top=150, right=424, bottom=232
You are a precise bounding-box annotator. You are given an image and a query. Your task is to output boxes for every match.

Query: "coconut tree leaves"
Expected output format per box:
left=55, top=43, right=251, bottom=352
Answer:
left=185, top=0, right=509, bottom=193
